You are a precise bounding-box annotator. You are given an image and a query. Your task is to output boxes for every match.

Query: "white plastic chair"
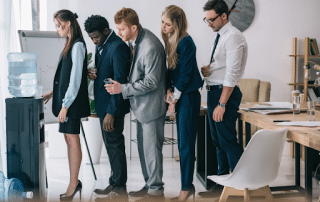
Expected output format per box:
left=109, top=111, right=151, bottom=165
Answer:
left=207, top=127, right=289, bottom=202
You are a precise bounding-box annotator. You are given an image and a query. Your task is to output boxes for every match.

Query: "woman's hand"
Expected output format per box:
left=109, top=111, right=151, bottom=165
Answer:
left=166, top=89, right=173, bottom=103
left=168, top=103, right=176, bottom=114
left=58, top=107, right=68, bottom=123
left=43, top=90, right=53, bottom=104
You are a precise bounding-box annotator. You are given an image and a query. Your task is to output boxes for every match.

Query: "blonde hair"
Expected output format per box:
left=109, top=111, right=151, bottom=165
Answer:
left=161, top=5, right=188, bottom=69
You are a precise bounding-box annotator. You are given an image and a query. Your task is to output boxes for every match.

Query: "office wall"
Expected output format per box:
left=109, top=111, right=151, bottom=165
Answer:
left=45, top=0, right=320, bottom=158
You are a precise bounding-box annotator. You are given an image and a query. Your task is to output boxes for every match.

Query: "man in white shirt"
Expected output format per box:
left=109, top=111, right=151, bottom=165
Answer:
left=198, top=0, right=248, bottom=197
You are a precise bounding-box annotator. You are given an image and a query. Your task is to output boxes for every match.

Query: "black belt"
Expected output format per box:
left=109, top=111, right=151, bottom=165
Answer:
left=206, top=85, right=223, bottom=91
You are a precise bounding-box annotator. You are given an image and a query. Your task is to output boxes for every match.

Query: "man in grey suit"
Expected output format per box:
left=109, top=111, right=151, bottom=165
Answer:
left=106, top=7, right=167, bottom=202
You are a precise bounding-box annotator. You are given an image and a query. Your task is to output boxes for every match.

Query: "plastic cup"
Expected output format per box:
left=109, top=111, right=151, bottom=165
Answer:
left=103, top=78, right=113, bottom=84
left=164, top=94, right=175, bottom=103
left=36, top=86, right=43, bottom=98
left=90, top=68, right=97, bottom=74
left=307, top=101, right=316, bottom=121
left=292, top=96, right=300, bottom=115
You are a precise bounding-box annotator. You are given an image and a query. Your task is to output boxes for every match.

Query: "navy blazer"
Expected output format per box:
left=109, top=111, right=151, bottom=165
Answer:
left=94, top=31, right=131, bottom=119
left=53, top=38, right=90, bottom=119
left=167, top=35, right=203, bottom=93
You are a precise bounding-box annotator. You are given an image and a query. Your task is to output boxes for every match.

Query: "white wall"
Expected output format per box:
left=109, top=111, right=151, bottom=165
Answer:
left=45, top=0, right=320, bottom=158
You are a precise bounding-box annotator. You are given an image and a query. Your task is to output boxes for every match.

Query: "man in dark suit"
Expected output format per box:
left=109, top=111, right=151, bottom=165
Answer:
left=84, top=15, right=131, bottom=202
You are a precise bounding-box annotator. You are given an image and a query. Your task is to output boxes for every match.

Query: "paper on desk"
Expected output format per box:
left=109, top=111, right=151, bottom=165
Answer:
left=240, top=102, right=293, bottom=114
left=276, top=121, right=320, bottom=127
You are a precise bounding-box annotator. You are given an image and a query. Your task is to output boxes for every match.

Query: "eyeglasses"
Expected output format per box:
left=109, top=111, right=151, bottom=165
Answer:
left=203, top=15, right=220, bottom=24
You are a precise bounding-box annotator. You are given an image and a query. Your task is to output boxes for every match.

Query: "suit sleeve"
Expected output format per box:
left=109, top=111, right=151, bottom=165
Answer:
left=106, top=43, right=131, bottom=116
left=121, top=48, right=166, bottom=99
left=174, top=38, right=195, bottom=93
left=166, top=68, right=173, bottom=91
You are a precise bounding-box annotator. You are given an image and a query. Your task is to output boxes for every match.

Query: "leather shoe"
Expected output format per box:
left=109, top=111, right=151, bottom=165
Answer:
left=94, top=185, right=113, bottom=195
left=198, top=183, right=224, bottom=198
left=134, top=193, right=165, bottom=202
left=129, top=187, right=148, bottom=197
left=95, top=191, right=128, bottom=202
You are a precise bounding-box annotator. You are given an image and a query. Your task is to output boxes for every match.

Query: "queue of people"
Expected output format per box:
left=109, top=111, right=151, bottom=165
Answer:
left=43, top=0, right=248, bottom=201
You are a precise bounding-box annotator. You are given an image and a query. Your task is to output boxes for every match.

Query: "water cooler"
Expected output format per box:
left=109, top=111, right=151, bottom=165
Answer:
left=5, top=97, right=46, bottom=200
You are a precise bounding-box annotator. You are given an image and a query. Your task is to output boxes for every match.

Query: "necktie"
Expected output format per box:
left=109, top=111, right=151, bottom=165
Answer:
left=95, top=45, right=103, bottom=65
left=210, top=33, right=220, bottom=63
left=130, top=44, right=134, bottom=56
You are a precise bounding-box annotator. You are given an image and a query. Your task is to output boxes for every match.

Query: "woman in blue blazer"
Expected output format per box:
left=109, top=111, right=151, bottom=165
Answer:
left=161, top=5, right=203, bottom=202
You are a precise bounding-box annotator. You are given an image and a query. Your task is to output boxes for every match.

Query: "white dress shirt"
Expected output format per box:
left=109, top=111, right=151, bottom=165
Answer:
left=204, top=22, right=248, bottom=87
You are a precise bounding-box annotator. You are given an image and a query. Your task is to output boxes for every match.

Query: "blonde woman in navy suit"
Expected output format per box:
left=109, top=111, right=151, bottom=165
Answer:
left=161, top=5, right=203, bottom=202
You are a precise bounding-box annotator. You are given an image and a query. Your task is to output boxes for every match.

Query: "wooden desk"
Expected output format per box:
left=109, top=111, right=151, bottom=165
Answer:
left=196, top=103, right=320, bottom=202
left=238, top=104, right=320, bottom=202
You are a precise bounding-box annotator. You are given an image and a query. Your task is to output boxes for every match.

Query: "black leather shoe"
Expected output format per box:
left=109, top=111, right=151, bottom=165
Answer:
left=197, top=183, right=224, bottom=198
left=134, top=193, right=165, bottom=202
left=94, top=185, right=113, bottom=195
left=95, top=191, right=128, bottom=202
left=129, top=187, right=148, bottom=197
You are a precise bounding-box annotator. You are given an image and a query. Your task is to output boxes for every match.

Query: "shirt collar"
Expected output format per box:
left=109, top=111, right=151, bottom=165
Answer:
left=99, top=29, right=114, bottom=49
left=218, top=21, right=232, bottom=36
left=131, top=26, right=144, bottom=48
left=131, top=39, right=136, bottom=48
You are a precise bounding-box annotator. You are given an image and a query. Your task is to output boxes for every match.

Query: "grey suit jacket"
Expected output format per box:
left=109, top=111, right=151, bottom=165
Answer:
left=121, top=27, right=167, bottom=123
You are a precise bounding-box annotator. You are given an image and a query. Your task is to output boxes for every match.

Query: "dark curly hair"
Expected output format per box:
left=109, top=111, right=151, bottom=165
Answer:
left=84, top=15, right=109, bottom=33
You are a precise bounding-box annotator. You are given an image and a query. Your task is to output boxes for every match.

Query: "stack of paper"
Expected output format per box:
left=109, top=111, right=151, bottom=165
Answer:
left=240, top=102, right=293, bottom=115
left=276, top=121, right=320, bottom=127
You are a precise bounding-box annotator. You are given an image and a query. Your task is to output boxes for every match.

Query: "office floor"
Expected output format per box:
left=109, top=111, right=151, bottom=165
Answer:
left=46, top=143, right=320, bottom=202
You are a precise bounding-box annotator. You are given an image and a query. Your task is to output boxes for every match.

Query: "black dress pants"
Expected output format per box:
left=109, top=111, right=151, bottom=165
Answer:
left=99, top=116, right=127, bottom=192
left=207, top=86, right=243, bottom=175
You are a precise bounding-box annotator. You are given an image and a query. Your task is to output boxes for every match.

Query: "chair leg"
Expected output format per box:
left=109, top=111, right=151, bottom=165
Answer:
left=244, top=188, right=250, bottom=202
left=219, top=186, right=230, bottom=202
left=262, top=186, right=274, bottom=202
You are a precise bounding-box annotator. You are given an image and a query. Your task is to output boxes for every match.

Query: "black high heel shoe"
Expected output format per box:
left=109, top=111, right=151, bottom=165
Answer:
left=170, top=185, right=195, bottom=202
left=60, top=180, right=82, bottom=201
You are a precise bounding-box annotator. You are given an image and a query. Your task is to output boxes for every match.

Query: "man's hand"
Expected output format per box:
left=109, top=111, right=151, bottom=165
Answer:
left=105, top=79, right=121, bottom=94
left=103, top=113, right=114, bottom=132
left=43, top=90, right=53, bottom=104
left=58, top=107, right=68, bottom=123
left=212, top=105, right=225, bottom=122
left=201, top=65, right=211, bottom=77
left=88, top=68, right=97, bottom=80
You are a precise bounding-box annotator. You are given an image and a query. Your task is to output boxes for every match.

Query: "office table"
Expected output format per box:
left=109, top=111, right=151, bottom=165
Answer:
left=196, top=103, right=320, bottom=202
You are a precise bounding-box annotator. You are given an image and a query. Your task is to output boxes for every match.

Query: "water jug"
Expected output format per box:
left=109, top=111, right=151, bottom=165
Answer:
left=0, top=171, right=33, bottom=201
left=7, top=52, right=38, bottom=97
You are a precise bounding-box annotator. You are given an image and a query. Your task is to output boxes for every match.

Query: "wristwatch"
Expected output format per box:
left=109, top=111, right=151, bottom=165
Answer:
left=218, top=102, right=226, bottom=108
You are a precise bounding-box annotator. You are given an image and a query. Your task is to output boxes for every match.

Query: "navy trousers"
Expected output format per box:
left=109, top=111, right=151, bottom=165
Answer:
left=99, top=116, right=127, bottom=192
left=207, top=86, right=243, bottom=175
left=175, top=90, right=201, bottom=190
